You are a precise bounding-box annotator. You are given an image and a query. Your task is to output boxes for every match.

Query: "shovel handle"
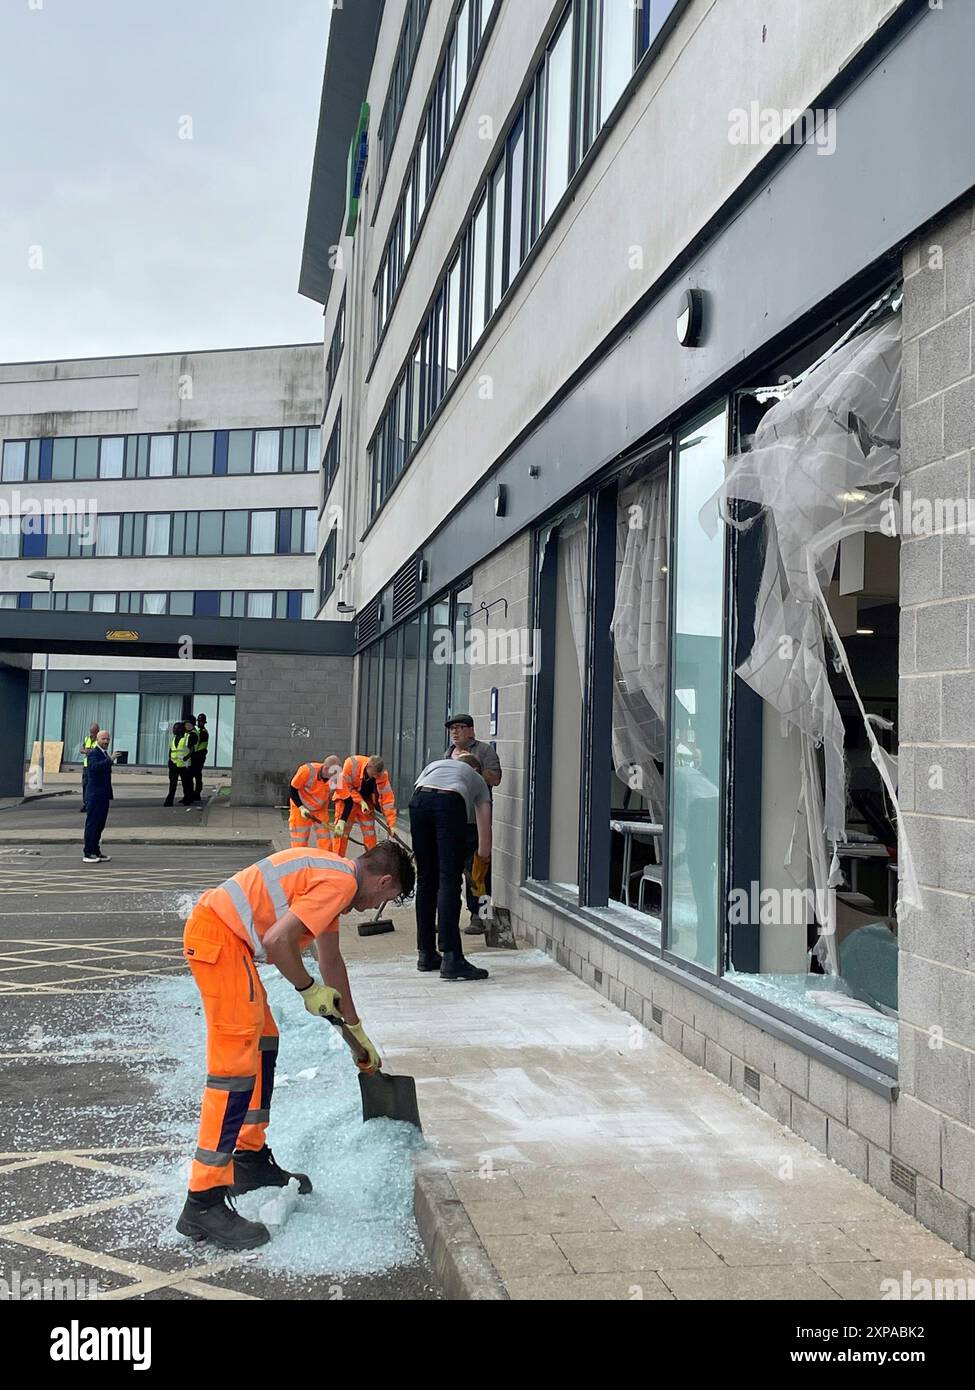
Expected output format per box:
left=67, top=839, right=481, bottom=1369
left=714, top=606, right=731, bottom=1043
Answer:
left=326, top=1015, right=379, bottom=1071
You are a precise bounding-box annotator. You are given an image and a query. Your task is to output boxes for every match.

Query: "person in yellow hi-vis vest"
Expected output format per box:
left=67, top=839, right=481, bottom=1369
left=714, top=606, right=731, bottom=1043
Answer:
left=332, top=755, right=397, bottom=855
left=79, top=722, right=100, bottom=812
left=164, top=720, right=196, bottom=806
left=288, top=756, right=341, bottom=848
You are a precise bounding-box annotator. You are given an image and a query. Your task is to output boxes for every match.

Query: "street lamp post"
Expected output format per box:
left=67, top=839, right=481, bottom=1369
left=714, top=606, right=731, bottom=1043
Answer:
left=27, top=570, right=55, bottom=790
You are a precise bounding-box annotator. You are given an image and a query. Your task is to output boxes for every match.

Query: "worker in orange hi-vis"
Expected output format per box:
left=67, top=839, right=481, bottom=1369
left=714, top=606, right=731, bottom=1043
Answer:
left=331, top=754, right=397, bottom=855
left=175, top=839, right=415, bottom=1252
left=288, top=755, right=342, bottom=848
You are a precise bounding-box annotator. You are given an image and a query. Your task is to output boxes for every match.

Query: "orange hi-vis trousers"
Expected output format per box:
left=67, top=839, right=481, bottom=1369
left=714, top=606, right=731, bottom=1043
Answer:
left=288, top=804, right=332, bottom=849
left=333, top=805, right=377, bottom=857
left=183, top=905, right=279, bottom=1193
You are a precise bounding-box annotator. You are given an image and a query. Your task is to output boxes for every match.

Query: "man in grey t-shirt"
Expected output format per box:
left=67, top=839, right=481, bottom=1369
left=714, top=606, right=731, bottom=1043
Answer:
left=410, top=755, right=492, bottom=981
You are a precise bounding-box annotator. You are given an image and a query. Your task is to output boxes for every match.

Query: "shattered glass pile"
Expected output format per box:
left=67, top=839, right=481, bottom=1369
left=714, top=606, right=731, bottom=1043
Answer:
left=70, top=967, right=426, bottom=1278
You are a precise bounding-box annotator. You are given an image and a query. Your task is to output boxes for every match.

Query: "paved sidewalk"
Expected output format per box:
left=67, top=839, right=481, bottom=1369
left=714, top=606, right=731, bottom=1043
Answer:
left=0, top=779, right=286, bottom=848
left=342, top=913, right=975, bottom=1301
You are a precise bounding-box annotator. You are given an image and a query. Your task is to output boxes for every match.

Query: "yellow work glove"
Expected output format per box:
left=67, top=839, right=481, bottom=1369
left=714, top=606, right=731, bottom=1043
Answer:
left=298, top=981, right=342, bottom=1021
left=299, top=806, right=314, bottom=821
left=359, top=799, right=370, bottom=816
left=346, top=1021, right=380, bottom=1075
left=333, top=819, right=346, bottom=840
left=470, top=853, right=490, bottom=899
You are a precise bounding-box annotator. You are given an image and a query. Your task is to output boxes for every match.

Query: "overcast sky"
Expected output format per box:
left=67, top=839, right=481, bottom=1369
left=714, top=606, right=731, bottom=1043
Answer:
left=0, top=0, right=330, bottom=363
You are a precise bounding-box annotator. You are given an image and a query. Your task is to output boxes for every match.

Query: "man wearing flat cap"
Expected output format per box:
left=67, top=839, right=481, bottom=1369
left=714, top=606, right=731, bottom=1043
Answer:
left=444, top=714, right=502, bottom=933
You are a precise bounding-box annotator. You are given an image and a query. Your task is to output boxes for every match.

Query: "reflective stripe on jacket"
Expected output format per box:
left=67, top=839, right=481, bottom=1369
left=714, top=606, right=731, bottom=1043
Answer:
left=195, top=848, right=358, bottom=960
left=290, top=762, right=331, bottom=815
left=333, top=755, right=396, bottom=822
left=170, top=735, right=192, bottom=768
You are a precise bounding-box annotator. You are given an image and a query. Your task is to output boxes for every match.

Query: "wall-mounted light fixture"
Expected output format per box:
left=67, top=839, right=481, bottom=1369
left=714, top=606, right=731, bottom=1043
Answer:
left=494, top=483, right=508, bottom=518
left=82, top=677, right=92, bottom=686
left=337, top=602, right=356, bottom=615
left=677, top=288, right=705, bottom=347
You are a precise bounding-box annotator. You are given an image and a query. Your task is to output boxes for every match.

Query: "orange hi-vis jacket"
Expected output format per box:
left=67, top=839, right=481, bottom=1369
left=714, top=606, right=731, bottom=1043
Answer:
left=333, top=754, right=397, bottom=830
left=193, top=848, right=359, bottom=960
left=290, top=762, right=335, bottom=818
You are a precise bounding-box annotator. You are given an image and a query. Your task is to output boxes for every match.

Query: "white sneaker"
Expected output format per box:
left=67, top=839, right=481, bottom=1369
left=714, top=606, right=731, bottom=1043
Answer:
left=82, top=855, right=101, bottom=863
left=97, top=853, right=112, bottom=861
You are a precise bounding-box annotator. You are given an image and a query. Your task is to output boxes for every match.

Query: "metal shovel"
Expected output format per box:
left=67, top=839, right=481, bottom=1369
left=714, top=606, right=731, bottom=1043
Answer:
left=328, top=1017, right=422, bottom=1131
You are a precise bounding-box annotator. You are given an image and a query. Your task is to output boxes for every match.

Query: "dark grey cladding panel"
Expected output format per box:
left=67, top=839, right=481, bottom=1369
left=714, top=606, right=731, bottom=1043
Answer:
left=0, top=609, right=355, bottom=661
left=299, top=0, right=384, bottom=305
left=416, top=0, right=975, bottom=604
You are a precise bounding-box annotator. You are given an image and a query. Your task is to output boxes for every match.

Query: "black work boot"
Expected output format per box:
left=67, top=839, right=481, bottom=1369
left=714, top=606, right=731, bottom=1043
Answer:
left=230, top=1145, right=312, bottom=1196
left=176, top=1189, right=270, bottom=1250
left=417, top=949, right=443, bottom=972
left=440, top=952, right=489, bottom=982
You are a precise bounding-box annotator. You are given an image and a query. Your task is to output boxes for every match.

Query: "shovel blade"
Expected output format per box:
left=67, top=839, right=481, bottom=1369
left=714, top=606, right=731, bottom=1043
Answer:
left=359, top=1070, right=422, bottom=1130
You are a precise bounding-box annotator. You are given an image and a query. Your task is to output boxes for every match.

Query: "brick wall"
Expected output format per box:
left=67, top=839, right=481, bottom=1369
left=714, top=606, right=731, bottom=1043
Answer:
left=898, top=191, right=975, bottom=1247
left=231, top=650, right=353, bottom=805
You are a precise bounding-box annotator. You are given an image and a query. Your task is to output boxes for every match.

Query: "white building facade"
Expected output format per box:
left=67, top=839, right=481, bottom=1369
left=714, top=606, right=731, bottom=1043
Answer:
left=0, top=344, right=322, bottom=767
left=303, top=0, right=975, bottom=1253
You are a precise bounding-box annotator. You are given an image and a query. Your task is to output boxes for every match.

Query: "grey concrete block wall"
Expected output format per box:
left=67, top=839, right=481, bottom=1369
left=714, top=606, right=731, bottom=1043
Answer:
left=231, top=650, right=353, bottom=805
left=900, top=191, right=975, bottom=1232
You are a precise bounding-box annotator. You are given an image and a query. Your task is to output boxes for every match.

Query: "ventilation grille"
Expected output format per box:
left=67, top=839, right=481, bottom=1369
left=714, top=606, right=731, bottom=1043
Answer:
left=356, top=597, right=383, bottom=648
left=139, top=671, right=193, bottom=695
left=651, top=1005, right=663, bottom=1026
left=744, top=1066, right=762, bottom=1093
left=890, top=1159, right=917, bottom=1197
left=391, top=552, right=422, bottom=624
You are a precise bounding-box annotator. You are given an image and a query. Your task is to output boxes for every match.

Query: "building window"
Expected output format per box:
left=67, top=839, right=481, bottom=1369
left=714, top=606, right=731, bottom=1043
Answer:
left=253, top=430, right=280, bottom=473
left=149, top=435, right=175, bottom=477
left=323, top=408, right=341, bottom=500
left=320, top=527, right=337, bottom=603
left=1, top=441, right=26, bottom=482
left=325, top=292, right=346, bottom=403
left=145, top=514, right=171, bottom=556
left=544, top=6, right=574, bottom=221
left=99, top=437, right=125, bottom=478
left=372, top=0, right=504, bottom=346
left=664, top=408, right=727, bottom=973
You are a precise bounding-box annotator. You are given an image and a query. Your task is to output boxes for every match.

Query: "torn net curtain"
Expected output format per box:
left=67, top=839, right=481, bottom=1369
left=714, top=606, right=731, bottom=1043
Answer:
left=702, top=313, right=917, bottom=975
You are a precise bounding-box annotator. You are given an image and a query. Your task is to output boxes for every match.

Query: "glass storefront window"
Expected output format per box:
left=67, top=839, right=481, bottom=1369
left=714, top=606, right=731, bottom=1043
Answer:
left=113, top=694, right=140, bottom=765
left=449, top=583, right=473, bottom=715
left=215, top=694, right=236, bottom=767
left=664, top=407, right=728, bottom=973
left=423, top=600, right=451, bottom=765
left=139, top=695, right=182, bottom=766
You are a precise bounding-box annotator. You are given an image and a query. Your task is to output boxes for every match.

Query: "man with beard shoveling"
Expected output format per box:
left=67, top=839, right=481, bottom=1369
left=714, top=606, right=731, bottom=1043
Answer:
left=176, top=840, right=415, bottom=1250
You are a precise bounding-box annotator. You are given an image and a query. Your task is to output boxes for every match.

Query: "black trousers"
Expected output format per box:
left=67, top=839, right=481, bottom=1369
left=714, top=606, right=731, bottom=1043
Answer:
left=81, top=766, right=89, bottom=809
left=84, top=797, right=109, bottom=858
left=190, top=751, right=207, bottom=801
left=165, top=762, right=193, bottom=804
left=410, top=788, right=468, bottom=957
